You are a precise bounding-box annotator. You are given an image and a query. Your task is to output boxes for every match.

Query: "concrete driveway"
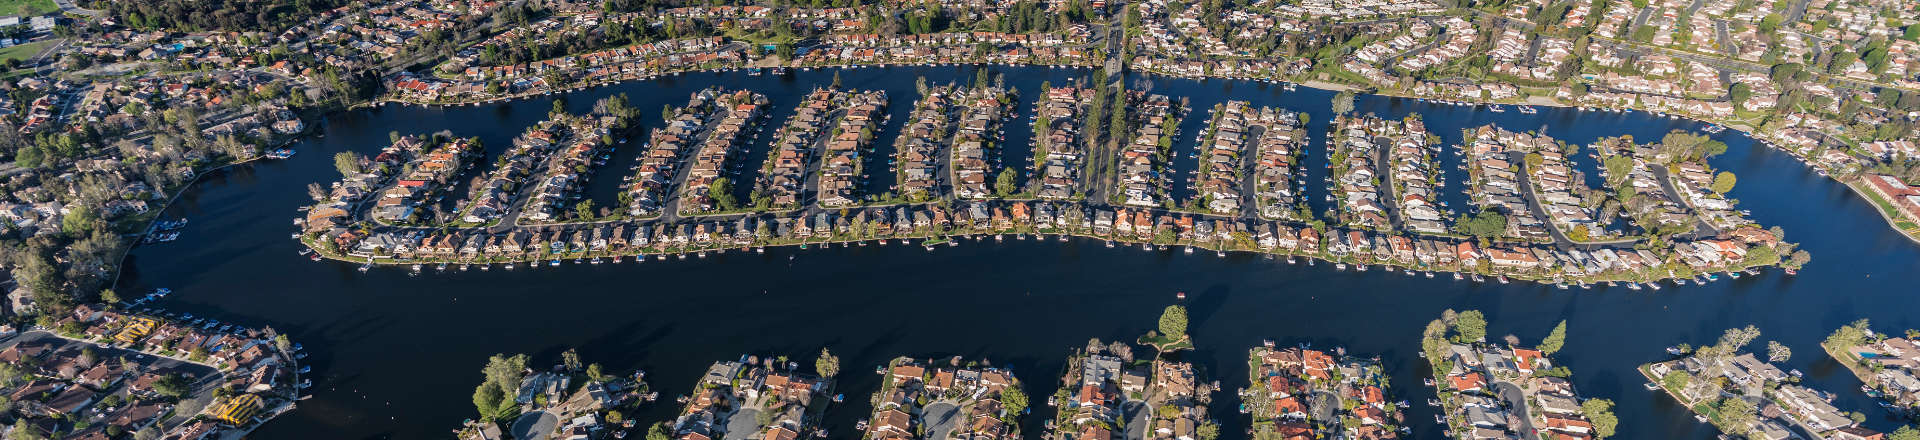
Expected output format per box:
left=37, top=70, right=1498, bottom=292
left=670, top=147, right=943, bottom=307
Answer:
left=511, top=410, right=558, bottom=440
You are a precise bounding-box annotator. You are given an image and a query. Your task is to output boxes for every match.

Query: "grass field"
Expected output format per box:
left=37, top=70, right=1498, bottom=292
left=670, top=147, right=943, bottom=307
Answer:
left=0, top=0, right=59, bottom=17
left=0, top=39, right=50, bottom=63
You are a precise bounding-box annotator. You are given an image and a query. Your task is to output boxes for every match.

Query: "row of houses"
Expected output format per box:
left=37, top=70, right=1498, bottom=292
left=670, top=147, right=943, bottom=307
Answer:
left=1117, top=93, right=1178, bottom=208
left=1250, top=107, right=1306, bottom=221
left=951, top=87, right=1010, bottom=200
left=1192, top=101, right=1253, bottom=215
left=1033, top=87, right=1087, bottom=200
left=678, top=92, right=769, bottom=215
left=817, top=90, right=887, bottom=207
left=758, top=89, right=842, bottom=210
left=1463, top=125, right=1553, bottom=240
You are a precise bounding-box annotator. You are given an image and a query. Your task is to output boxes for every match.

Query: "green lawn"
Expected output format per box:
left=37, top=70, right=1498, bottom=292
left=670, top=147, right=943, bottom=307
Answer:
left=0, top=0, right=58, bottom=17
left=0, top=40, right=52, bottom=63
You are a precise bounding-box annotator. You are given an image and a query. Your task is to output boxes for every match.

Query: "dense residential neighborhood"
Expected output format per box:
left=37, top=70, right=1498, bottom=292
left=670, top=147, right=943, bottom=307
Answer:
left=3, top=0, right=1920, bottom=437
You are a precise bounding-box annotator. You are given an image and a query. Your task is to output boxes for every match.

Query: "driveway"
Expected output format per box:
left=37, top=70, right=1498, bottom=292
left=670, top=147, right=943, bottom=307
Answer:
left=511, top=410, right=558, bottom=440
left=922, top=401, right=962, bottom=439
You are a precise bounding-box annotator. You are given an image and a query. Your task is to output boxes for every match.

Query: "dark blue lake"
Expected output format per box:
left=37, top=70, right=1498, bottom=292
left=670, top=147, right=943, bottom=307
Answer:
left=117, top=66, right=1920, bottom=439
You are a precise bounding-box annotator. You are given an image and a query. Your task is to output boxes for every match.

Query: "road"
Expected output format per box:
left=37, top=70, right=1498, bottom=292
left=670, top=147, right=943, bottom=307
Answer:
left=721, top=407, right=762, bottom=440
left=1493, top=382, right=1539, bottom=440
left=511, top=410, right=557, bottom=440
left=922, top=401, right=961, bottom=439
left=1121, top=401, right=1148, bottom=440
left=1647, top=165, right=1721, bottom=238
left=53, top=0, right=101, bottom=17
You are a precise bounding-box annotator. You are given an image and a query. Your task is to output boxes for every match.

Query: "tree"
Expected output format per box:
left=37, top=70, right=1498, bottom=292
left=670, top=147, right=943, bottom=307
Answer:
left=816, top=348, right=841, bottom=377
left=100, top=289, right=120, bottom=304
left=1331, top=91, right=1356, bottom=115
left=646, top=423, right=672, bottom=440
left=562, top=348, right=582, bottom=372
left=1453, top=310, right=1487, bottom=343
left=1710, top=171, right=1736, bottom=194
left=1455, top=211, right=1508, bottom=239
left=994, top=168, right=1019, bottom=196
left=1661, top=370, right=1690, bottom=391
left=1716, top=397, right=1758, bottom=433
left=1825, top=319, right=1871, bottom=351
left=1158, top=305, right=1189, bottom=340
left=1197, top=422, right=1221, bottom=440
left=472, top=381, right=505, bottom=420
left=1889, top=425, right=1920, bottom=440
left=1709, top=325, right=1761, bottom=358
left=1000, top=385, right=1028, bottom=415
left=1758, top=13, right=1782, bottom=34
left=1540, top=320, right=1568, bottom=355
left=152, top=374, right=190, bottom=399
left=1582, top=398, right=1618, bottom=438
left=1765, top=340, right=1791, bottom=362
left=576, top=199, right=597, bottom=220
left=333, top=151, right=365, bottom=177
left=8, top=421, right=44, bottom=440
left=1729, top=82, right=1752, bottom=106
left=708, top=178, right=738, bottom=211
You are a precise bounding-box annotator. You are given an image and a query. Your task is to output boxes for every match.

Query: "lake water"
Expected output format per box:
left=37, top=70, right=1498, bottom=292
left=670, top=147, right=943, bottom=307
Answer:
left=117, top=66, right=1920, bottom=439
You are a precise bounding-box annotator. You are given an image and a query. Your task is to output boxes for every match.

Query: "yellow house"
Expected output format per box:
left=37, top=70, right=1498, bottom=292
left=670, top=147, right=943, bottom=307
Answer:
left=211, top=394, right=262, bottom=425
left=113, top=317, right=158, bottom=346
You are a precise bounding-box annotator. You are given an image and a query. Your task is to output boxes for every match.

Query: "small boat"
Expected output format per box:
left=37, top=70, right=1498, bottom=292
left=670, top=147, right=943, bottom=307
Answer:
left=1452, top=272, right=1463, bottom=281
left=1666, top=346, right=1684, bottom=355
left=1471, top=274, right=1485, bottom=283
left=1644, top=382, right=1661, bottom=391
left=1176, top=291, right=1186, bottom=300
left=1496, top=275, right=1509, bottom=284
